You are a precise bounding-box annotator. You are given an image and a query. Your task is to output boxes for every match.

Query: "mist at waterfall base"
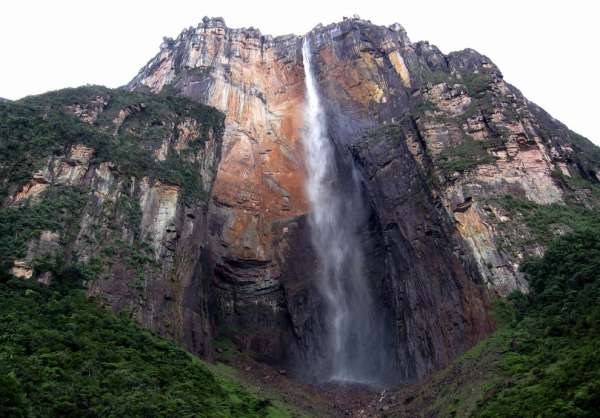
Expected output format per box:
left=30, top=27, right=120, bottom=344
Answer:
left=300, top=38, right=397, bottom=387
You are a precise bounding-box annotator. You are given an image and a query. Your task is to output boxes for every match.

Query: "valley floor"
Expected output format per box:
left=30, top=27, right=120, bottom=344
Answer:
left=210, top=322, right=507, bottom=418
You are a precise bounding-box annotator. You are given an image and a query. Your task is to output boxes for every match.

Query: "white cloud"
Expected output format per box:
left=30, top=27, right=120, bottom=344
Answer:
left=1, top=0, right=598, bottom=144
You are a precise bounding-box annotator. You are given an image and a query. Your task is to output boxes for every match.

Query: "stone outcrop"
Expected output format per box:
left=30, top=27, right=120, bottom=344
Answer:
left=67, top=95, right=109, bottom=124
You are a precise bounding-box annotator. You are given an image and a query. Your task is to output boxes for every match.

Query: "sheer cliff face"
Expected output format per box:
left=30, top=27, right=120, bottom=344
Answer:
left=127, top=17, right=600, bottom=380
left=1, top=87, right=224, bottom=357
left=130, top=21, right=310, bottom=352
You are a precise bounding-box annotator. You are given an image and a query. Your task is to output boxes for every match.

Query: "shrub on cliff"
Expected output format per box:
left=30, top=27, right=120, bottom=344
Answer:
left=437, top=134, right=497, bottom=174
left=0, top=86, right=224, bottom=203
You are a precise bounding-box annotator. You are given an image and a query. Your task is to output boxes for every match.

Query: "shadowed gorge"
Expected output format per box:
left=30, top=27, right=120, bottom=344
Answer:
left=2, top=14, right=600, bottom=417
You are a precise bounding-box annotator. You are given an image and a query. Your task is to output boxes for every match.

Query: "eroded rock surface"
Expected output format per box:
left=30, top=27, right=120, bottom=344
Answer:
left=1, top=86, right=224, bottom=357
left=129, top=17, right=313, bottom=362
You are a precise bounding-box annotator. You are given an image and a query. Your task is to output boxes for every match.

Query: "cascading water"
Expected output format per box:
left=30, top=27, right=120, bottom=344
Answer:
left=301, top=37, right=392, bottom=385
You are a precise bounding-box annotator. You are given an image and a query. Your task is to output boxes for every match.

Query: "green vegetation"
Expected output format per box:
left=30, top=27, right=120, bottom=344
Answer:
left=413, top=66, right=516, bottom=176
left=460, top=72, right=493, bottom=98
left=494, top=195, right=600, bottom=247
left=0, top=183, right=157, bottom=283
left=438, top=135, right=498, bottom=174
left=0, top=186, right=87, bottom=266
left=389, top=298, right=517, bottom=417
left=412, top=98, right=438, bottom=114
left=420, top=67, right=493, bottom=98
left=421, top=69, right=450, bottom=86
left=19, top=85, right=223, bottom=142
left=398, top=222, right=600, bottom=417
left=567, top=132, right=600, bottom=176
left=476, top=225, right=600, bottom=417
left=0, top=85, right=224, bottom=203
left=0, top=276, right=287, bottom=418
left=98, top=238, right=158, bottom=283
left=417, top=64, right=521, bottom=147
left=0, top=99, right=96, bottom=201
left=0, top=85, right=225, bottom=282
left=552, top=170, right=600, bottom=205
left=206, top=363, right=309, bottom=418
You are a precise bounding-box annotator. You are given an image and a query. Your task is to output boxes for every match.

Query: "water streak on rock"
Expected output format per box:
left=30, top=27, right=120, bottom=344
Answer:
left=301, top=37, right=391, bottom=385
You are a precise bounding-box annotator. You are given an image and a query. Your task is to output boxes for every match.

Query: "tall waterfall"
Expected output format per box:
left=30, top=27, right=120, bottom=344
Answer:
left=301, top=37, right=391, bottom=385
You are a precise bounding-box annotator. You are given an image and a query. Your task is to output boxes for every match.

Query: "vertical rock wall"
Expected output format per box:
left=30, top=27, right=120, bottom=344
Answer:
left=128, top=16, right=600, bottom=381
left=2, top=87, right=224, bottom=357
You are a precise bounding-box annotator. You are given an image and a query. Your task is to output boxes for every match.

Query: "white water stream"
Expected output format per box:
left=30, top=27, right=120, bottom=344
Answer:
left=301, top=38, right=390, bottom=384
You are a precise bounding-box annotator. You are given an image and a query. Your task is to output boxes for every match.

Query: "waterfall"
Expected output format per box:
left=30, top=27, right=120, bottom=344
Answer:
left=301, top=37, right=391, bottom=385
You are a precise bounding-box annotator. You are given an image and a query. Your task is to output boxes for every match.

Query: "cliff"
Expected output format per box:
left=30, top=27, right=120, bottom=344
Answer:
left=3, top=15, right=599, bottom=387
left=127, top=16, right=600, bottom=381
left=0, top=86, right=224, bottom=356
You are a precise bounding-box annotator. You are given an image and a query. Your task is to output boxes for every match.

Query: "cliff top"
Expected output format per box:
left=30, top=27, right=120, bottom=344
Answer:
left=160, top=16, right=412, bottom=47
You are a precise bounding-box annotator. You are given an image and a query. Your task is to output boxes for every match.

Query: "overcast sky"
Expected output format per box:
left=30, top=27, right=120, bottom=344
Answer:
left=2, top=0, right=598, bottom=144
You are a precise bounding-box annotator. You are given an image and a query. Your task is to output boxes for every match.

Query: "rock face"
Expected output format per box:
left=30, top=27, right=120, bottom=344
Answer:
left=4, top=16, right=599, bottom=385
left=0, top=86, right=224, bottom=357
left=300, top=20, right=599, bottom=299
left=127, top=16, right=600, bottom=381
left=129, top=18, right=315, bottom=366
